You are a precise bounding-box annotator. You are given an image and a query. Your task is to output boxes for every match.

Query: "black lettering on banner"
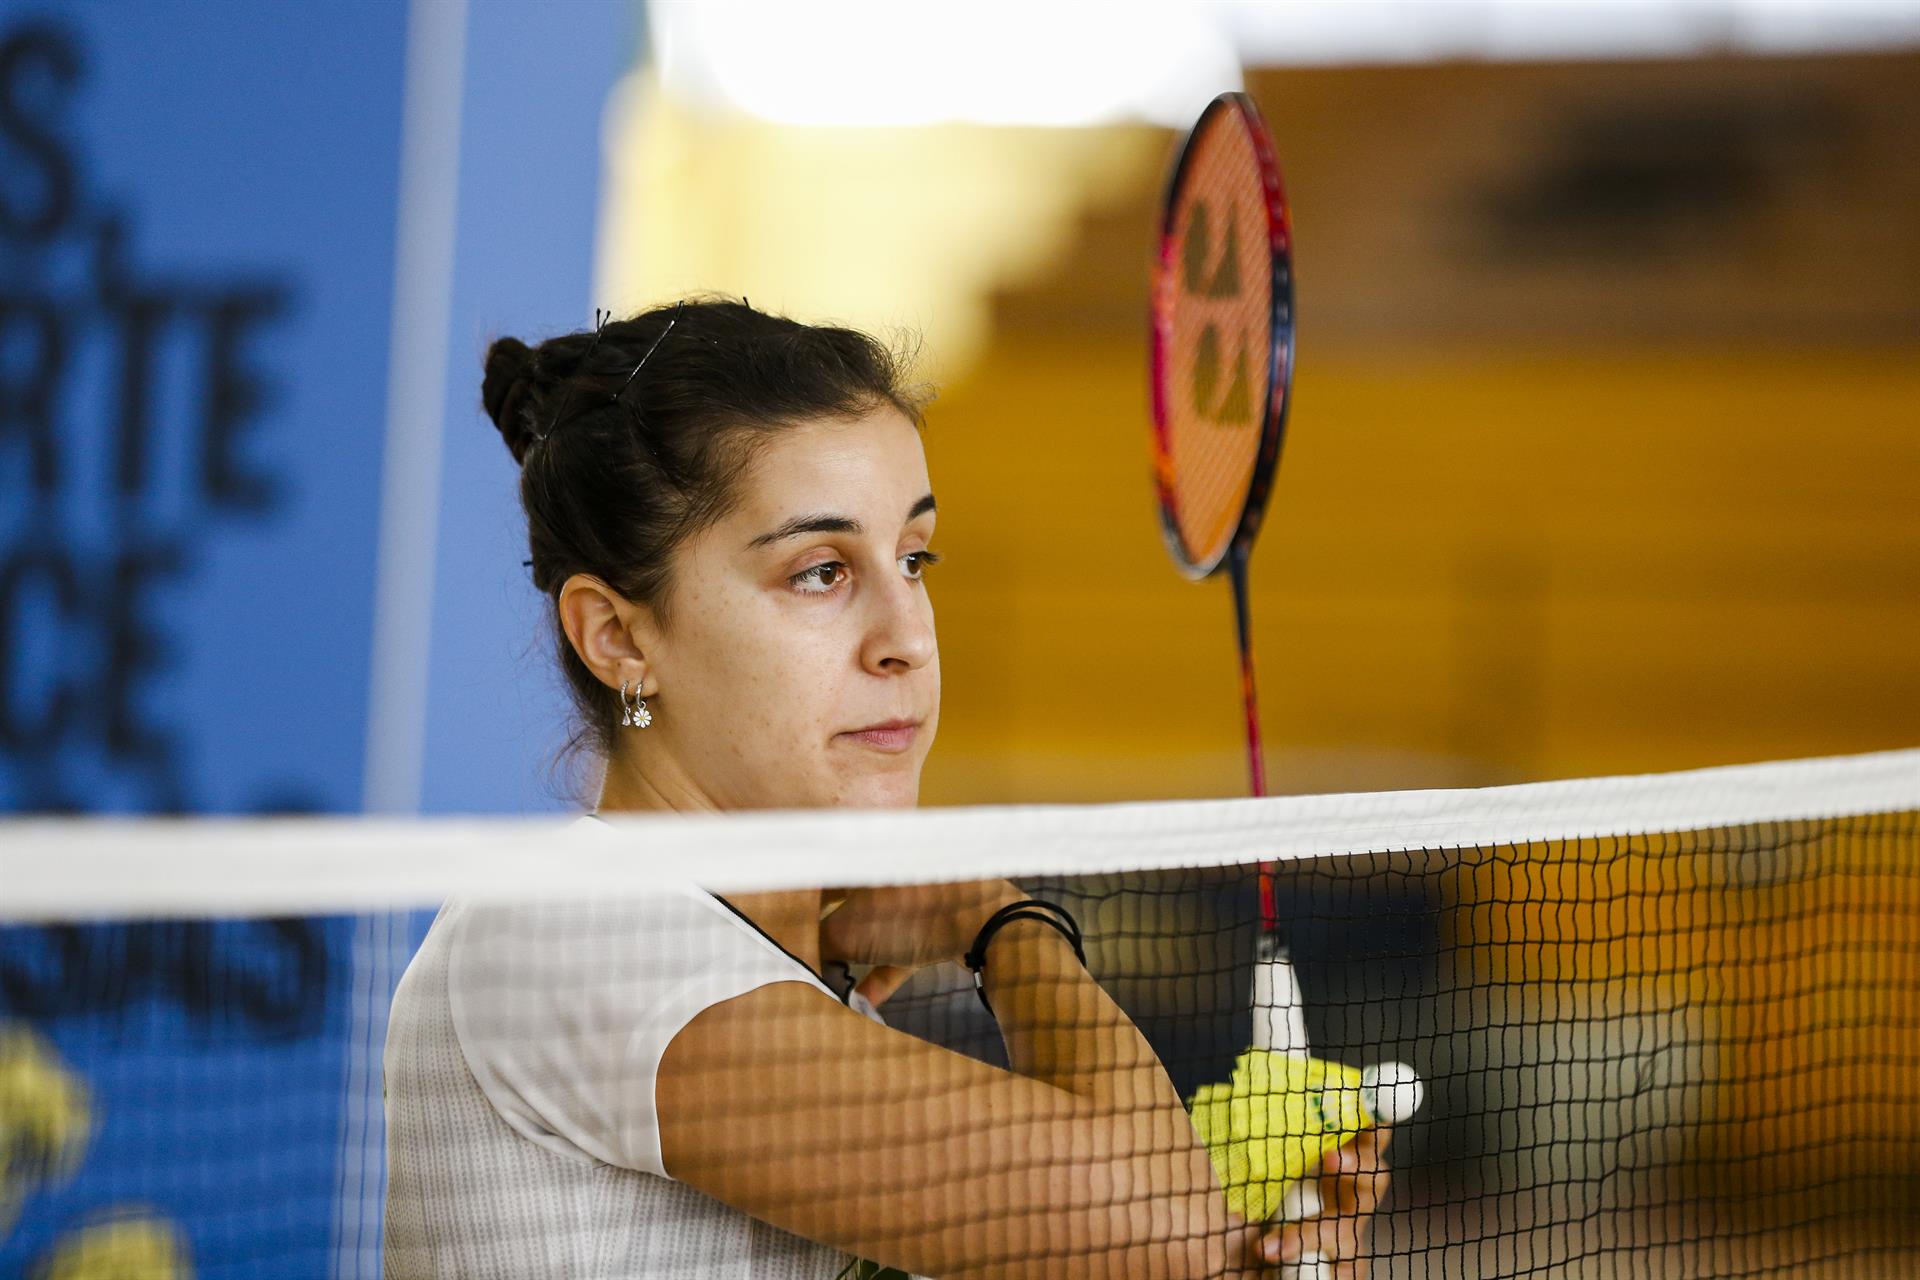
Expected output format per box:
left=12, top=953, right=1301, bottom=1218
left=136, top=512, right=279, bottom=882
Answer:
left=0, top=917, right=334, bottom=1039
left=110, top=288, right=174, bottom=497
left=0, top=545, right=81, bottom=749
left=103, top=542, right=185, bottom=763
left=0, top=293, right=67, bottom=492
left=0, top=18, right=303, bottom=813
left=200, top=284, right=291, bottom=512
left=0, top=24, right=81, bottom=243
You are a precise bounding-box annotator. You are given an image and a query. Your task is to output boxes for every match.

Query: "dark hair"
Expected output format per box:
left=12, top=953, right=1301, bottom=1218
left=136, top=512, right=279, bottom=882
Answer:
left=481, top=297, right=925, bottom=758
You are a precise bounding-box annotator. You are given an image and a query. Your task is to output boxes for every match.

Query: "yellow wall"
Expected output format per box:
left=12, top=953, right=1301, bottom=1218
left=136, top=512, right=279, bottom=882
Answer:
left=912, top=54, right=1920, bottom=804
left=1444, top=813, right=1920, bottom=1205
left=903, top=55, right=1920, bottom=1181
left=921, top=339, right=1920, bottom=804
left=599, top=54, right=1918, bottom=807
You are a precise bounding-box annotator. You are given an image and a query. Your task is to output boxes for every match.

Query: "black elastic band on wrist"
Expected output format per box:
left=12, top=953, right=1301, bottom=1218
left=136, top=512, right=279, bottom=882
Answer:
left=963, top=899, right=1086, bottom=1014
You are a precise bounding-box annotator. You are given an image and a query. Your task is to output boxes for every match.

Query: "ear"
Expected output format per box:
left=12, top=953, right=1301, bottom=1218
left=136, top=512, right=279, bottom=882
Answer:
left=557, top=574, right=661, bottom=696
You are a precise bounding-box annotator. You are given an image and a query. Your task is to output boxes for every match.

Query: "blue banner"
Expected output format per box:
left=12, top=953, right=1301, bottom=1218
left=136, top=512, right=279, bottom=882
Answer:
left=0, top=0, right=406, bottom=816
left=2, top=0, right=630, bottom=1273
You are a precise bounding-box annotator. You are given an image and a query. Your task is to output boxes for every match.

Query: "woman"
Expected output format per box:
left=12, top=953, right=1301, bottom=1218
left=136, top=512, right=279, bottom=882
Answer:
left=383, top=300, right=1389, bottom=1279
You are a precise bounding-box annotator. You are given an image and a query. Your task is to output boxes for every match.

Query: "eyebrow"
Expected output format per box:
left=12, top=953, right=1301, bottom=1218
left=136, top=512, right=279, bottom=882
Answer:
left=747, top=493, right=936, bottom=549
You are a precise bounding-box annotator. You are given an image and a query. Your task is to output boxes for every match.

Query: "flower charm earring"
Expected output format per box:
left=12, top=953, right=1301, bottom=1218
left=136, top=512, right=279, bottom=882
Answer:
left=619, top=679, right=652, bottom=729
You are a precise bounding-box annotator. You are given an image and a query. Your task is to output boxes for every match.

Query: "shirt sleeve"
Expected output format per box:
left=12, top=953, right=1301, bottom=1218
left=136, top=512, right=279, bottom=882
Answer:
left=444, top=887, right=835, bottom=1178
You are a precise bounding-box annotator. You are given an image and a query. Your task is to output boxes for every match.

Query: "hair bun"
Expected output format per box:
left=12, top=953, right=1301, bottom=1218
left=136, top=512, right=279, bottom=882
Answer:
left=483, top=336, right=541, bottom=465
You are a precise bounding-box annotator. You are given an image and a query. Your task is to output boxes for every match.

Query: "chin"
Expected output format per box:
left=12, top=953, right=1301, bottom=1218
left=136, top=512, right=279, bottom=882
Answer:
left=836, top=771, right=922, bottom=810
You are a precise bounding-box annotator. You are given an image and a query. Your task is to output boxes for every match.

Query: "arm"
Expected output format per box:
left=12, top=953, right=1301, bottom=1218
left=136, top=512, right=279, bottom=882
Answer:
left=656, top=913, right=1249, bottom=1280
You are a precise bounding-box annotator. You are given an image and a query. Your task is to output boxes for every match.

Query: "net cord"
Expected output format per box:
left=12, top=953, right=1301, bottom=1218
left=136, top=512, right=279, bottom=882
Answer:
left=3, top=749, right=1914, bottom=922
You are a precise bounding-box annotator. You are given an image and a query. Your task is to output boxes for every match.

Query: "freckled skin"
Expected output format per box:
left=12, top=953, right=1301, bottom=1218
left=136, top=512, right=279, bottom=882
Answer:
left=597, top=405, right=940, bottom=814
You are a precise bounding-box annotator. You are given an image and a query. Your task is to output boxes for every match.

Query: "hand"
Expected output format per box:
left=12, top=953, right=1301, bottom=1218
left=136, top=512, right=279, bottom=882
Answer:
left=818, top=880, right=1023, bottom=1007
left=1251, top=1127, right=1393, bottom=1277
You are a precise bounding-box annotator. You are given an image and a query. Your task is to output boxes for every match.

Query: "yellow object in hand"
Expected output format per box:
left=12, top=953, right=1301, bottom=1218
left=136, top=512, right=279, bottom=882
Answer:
left=1187, top=1049, right=1370, bottom=1223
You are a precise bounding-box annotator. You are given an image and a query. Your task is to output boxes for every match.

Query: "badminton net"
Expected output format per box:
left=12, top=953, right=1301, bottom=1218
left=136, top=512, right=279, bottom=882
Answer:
left=2, top=749, right=1916, bottom=1279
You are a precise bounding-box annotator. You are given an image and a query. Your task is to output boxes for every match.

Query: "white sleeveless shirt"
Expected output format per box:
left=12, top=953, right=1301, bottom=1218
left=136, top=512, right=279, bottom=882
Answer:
left=383, top=819, right=902, bottom=1279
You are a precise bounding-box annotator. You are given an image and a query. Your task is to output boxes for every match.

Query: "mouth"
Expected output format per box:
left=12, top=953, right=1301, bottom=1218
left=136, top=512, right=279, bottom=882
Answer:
left=835, top=718, right=923, bottom=753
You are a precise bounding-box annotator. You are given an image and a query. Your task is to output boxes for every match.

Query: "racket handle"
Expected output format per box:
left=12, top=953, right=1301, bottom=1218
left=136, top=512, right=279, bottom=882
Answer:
left=1273, top=1171, right=1330, bottom=1280
left=1252, top=943, right=1311, bottom=1056
left=1277, top=1177, right=1323, bottom=1223
left=1238, top=946, right=1421, bottom=1280
left=1273, top=1062, right=1423, bottom=1279
left=1257, top=949, right=1427, bottom=1124
left=1254, top=943, right=1329, bottom=1250
left=1282, top=1255, right=1335, bottom=1280
left=1273, top=1178, right=1329, bottom=1280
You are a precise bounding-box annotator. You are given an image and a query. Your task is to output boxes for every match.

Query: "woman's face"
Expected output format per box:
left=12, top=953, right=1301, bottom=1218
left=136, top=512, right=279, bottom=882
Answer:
left=638, top=404, right=940, bottom=810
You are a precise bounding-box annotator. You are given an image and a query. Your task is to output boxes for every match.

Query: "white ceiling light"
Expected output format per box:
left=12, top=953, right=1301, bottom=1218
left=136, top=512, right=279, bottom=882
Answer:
left=650, top=0, right=1920, bottom=128
left=650, top=0, right=1242, bottom=127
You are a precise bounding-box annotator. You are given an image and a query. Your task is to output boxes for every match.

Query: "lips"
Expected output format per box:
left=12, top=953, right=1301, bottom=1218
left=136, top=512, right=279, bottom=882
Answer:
left=837, top=719, right=922, bottom=753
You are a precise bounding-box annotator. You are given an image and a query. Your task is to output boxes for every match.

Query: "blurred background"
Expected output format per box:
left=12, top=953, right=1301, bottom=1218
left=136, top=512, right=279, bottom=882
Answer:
left=2, top=0, right=1913, bottom=819
left=2, top=2, right=1917, bottom=1276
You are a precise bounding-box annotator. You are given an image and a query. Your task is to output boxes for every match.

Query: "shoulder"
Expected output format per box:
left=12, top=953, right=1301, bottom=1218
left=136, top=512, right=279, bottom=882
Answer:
left=445, top=814, right=791, bottom=985
left=446, top=884, right=809, bottom=1012
left=436, top=888, right=836, bottom=1173
left=437, top=820, right=844, bottom=1049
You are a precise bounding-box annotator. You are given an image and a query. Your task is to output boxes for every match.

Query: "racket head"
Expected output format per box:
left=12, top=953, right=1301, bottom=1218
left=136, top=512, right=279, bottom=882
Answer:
left=1148, top=91, right=1295, bottom=580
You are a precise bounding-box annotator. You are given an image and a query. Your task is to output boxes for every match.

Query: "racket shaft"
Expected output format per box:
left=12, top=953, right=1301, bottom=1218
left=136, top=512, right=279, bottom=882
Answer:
left=1229, top=548, right=1266, bottom=799
left=1253, top=943, right=1323, bottom=1229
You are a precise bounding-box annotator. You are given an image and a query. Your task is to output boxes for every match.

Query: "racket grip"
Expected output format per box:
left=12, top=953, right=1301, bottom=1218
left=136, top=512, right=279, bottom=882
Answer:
left=1257, top=948, right=1426, bottom=1124
left=1252, top=945, right=1311, bottom=1055
left=1274, top=1178, right=1330, bottom=1280
left=1272, top=1062, right=1424, bottom=1280
left=1276, top=1176, right=1323, bottom=1223
left=1250, top=947, right=1420, bottom=1279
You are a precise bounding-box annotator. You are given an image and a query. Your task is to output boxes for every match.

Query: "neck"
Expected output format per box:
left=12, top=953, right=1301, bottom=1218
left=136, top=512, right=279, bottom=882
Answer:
left=596, top=746, right=717, bottom=814
left=594, top=750, right=825, bottom=972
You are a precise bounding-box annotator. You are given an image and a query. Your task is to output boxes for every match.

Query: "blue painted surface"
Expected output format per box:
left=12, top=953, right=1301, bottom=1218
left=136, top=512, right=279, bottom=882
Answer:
left=0, top=0, right=634, bottom=1273
left=417, top=0, right=634, bottom=816
left=0, top=915, right=359, bottom=1277
left=0, top=0, right=406, bottom=816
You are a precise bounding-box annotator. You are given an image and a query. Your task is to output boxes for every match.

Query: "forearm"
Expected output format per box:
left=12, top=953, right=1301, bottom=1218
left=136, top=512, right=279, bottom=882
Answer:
left=983, top=920, right=1168, bottom=1101
left=665, top=956, right=1255, bottom=1280
left=981, top=921, right=1240, bottom=1278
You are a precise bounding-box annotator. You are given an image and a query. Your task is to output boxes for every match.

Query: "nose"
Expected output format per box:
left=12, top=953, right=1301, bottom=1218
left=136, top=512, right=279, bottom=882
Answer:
left=859, top=564, right=936, bottom=676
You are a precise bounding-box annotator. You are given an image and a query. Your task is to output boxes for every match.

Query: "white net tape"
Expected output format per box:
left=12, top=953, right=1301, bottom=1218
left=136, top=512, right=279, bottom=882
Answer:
left=3, top=749, right=1916, bottom=1279
left=5, top=749, right=1915, bottom=920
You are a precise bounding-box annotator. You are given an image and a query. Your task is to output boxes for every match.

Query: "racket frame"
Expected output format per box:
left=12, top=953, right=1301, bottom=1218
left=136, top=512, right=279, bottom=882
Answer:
left=1148, top=89, right=1296, bottom=585
left=1149, top=90, right=1295, bottom=820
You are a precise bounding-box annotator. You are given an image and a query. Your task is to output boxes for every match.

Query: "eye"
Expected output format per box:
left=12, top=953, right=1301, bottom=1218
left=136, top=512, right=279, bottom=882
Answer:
left=900, top=550, right=941, bottom=580
left=790, top=561, right=848, bottom=594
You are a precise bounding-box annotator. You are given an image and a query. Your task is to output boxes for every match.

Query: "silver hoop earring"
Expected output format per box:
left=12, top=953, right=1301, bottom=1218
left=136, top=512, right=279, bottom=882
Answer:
left=619, top=679, right=653, bottom=729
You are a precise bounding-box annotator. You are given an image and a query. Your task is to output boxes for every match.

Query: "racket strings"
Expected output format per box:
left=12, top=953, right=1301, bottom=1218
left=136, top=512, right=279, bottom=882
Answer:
left=1154, top=106, right=1285, bottom=572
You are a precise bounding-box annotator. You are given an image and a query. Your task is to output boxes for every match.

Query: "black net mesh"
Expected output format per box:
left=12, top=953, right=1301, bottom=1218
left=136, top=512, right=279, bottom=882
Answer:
left=3, top=766, right=1916, bottom=1278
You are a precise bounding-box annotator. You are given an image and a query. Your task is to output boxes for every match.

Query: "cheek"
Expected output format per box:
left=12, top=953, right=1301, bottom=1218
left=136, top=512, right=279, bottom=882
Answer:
left=680, top=602, right=842, bottom=740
